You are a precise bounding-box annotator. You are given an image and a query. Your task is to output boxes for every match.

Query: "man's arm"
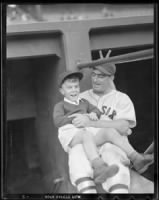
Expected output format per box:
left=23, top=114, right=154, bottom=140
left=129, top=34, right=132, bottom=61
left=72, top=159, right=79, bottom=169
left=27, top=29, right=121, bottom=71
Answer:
left=88, top=118, right=130, bottom=135
left=69, top=114, right=130, bottom=135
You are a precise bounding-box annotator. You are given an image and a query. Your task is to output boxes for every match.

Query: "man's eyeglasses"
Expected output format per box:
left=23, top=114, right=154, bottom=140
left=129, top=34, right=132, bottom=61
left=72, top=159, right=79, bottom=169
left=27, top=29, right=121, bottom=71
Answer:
left=91, top=72, right=109, bottom=79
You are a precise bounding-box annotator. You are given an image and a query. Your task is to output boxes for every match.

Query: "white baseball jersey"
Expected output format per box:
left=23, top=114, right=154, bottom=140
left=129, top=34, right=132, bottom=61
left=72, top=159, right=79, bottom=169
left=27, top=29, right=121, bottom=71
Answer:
left=69, top=89, right=136, bottom=192
left=79, top=89, right=136, bottom=128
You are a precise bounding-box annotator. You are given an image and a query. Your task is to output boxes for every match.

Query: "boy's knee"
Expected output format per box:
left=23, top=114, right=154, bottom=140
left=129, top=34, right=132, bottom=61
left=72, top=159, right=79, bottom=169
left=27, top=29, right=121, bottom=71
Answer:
left=99, top=128, right=119, bottom=142
left=69, top=131, right=84, bottom=148
left=105, top=128, right=118, bottom=135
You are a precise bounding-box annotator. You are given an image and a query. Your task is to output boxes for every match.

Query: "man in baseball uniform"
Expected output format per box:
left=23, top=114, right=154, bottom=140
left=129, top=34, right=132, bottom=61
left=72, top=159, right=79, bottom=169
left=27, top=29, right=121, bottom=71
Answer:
left=67, top=63, right=153, bottom=193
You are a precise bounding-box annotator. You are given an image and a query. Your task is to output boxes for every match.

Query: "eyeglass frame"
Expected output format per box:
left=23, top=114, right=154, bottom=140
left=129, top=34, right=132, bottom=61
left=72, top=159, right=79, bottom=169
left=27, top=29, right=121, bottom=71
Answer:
left=91, top=71, right=111, bottom=79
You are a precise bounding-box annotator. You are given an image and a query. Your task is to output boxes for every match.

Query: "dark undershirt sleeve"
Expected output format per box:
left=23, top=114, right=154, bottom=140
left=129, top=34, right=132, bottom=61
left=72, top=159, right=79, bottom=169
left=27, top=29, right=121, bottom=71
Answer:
left=53, top=103, right=73, bottom=128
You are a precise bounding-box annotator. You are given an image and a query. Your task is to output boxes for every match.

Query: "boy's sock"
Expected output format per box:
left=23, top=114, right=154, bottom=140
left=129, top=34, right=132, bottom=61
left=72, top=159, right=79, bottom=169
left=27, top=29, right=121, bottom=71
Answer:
left=91, top=157, right=119, bottom=184
left=129, top=151, right=154, bottom=174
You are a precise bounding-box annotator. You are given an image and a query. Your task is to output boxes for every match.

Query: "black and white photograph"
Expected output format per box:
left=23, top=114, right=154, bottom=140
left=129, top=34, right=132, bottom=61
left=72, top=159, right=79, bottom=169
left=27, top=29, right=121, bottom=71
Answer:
left=1, top=3, right=158, bottom=199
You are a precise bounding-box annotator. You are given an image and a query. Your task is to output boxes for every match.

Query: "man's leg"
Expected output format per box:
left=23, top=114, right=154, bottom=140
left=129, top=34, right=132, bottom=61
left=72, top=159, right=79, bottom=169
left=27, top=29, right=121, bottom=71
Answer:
left=58, top=125, right=97, bottom=193
left=97, top=141, right=154, bottom=194
left=99, top=143, right=130, bottom=193
left=68, top=144, right=97, bottom=193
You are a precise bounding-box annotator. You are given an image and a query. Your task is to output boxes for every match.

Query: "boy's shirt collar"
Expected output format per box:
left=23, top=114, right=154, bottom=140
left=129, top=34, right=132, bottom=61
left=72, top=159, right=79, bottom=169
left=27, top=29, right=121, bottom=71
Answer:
left=64, top=97, right=81, bottom=105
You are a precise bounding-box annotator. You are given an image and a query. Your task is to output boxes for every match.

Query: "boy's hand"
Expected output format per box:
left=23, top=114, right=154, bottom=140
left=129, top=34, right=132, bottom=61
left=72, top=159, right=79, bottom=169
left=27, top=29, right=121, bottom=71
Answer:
left=68, top=113, right=90, bottom=128
left=119, top=128, right=132, bottom=136
left=89, top=112, right=98, bottom=121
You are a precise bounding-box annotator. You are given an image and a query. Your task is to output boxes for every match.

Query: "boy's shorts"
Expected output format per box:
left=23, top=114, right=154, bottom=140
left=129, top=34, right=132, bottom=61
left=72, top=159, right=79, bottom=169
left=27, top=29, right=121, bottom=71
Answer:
left=58, top=124, right=101, bottom=153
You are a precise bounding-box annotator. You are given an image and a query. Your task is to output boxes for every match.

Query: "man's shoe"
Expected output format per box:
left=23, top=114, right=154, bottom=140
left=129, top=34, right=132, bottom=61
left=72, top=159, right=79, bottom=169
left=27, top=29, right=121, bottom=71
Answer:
left=131, top=153, right=154, bottom=174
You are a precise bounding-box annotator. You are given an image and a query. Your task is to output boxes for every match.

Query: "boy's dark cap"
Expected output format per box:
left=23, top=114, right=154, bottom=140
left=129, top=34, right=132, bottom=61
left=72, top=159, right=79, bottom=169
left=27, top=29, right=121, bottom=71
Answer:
left=58, top=70, right=83, bottom=87
left=93, top=63, right=116, bottom=75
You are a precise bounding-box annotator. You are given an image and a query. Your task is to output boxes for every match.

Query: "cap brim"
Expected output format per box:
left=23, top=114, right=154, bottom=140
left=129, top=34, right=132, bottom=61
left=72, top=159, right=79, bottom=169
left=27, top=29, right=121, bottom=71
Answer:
left=59, top=71, right=83, bottom=87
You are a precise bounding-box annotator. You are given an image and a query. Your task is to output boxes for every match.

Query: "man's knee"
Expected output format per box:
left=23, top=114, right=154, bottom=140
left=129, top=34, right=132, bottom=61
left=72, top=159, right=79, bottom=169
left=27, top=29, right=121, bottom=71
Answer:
left=100, top=142, right=128, bottom=163
left=69, top=144, right=87, bottom=160
left=69, top=131, right=84, bottom=148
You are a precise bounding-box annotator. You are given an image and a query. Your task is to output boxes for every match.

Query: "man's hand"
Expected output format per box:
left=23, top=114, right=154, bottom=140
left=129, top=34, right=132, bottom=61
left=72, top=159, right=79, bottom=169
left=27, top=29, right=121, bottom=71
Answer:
left=68, top=113, right=90, bottom=128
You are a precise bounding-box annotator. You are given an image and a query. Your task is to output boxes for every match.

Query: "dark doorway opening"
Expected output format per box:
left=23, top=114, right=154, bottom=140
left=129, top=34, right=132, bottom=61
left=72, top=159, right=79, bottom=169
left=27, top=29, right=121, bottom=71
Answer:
left=5, top=54, right=70, bottom=194
left=5, top=55, right=60, bottom=194
left=5, top=118, right=44, bottom=194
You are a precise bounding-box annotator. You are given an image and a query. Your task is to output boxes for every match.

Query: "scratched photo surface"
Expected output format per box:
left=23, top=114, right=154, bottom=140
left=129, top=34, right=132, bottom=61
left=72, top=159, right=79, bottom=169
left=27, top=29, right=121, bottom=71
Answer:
left=3, top=3, right=157, bottom=199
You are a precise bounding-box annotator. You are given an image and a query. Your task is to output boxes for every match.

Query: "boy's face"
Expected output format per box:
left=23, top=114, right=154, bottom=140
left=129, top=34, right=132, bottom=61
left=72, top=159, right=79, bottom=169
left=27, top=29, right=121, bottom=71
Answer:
left=60, top=78, right=80, bottom=102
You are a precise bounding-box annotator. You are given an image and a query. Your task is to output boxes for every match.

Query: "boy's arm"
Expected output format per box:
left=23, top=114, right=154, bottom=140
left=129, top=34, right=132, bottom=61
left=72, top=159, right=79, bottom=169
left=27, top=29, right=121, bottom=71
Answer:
left=53, top=102, right=73, bottom=128
left=83, top=99, right=101, bottom=118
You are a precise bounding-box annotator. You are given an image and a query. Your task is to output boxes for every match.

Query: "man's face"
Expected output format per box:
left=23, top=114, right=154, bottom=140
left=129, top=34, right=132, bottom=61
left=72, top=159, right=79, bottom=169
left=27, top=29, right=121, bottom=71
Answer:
left=60, top=78, right=80, bottom=102
left=91, top=69, right=110, bottom=94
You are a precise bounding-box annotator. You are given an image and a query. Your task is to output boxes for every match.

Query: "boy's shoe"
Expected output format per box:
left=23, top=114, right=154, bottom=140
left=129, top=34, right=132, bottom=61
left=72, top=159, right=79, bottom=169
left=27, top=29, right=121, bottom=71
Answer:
left=130, top=152, right=154, bottom=174
left=120, top=156, right=131, bottom=167
left=92, top=157, right=119, bottom=184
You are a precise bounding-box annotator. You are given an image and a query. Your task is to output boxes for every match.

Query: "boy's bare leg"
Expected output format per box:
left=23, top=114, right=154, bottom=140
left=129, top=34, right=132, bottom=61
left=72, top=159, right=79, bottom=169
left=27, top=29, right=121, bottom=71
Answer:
left=94, top=128, right=134, bottom=154
left=94, top=128, right=154, bottom=174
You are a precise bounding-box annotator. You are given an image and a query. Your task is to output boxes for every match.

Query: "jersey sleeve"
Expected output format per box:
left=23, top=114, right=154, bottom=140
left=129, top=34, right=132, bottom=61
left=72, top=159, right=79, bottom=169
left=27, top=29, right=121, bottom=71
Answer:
left=53, top=102, right=73, bottom=128
left=115, top=93, right=136, bottom=128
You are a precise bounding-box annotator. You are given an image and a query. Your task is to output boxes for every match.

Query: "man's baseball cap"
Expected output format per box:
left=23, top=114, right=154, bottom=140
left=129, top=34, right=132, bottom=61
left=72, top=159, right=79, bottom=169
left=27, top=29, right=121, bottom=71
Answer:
left=93, top=63, right=116, bottom=76
left=58, top=70, right=83, bottom=87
